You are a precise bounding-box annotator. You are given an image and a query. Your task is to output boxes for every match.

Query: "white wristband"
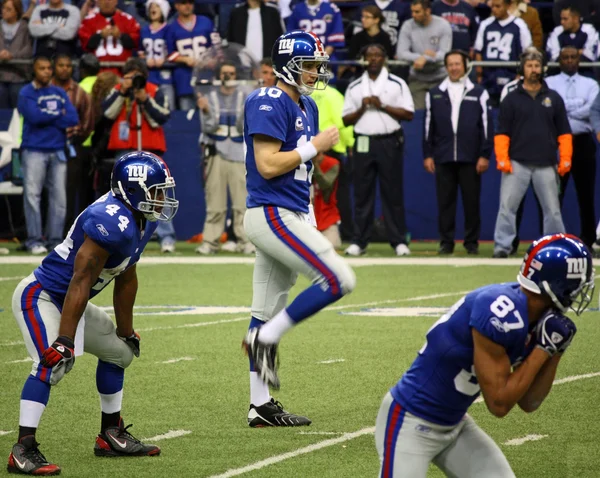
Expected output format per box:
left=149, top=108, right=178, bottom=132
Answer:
left=295, top=141, right=318, bottom=164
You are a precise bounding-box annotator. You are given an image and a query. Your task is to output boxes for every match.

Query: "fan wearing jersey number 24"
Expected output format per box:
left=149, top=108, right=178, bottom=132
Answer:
left=376, top=233, right=594, bottom=478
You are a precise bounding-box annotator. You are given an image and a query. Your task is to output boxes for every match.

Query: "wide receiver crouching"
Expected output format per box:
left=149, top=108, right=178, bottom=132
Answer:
left=8, top=152, right=178, bottom=476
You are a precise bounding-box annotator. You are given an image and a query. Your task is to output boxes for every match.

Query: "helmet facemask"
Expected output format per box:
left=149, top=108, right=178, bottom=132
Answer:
left=118, top=176, right=179, bottom=222
left=277, top=56, right=330, bottom=95
left=543, top=272, right=596, bottom=316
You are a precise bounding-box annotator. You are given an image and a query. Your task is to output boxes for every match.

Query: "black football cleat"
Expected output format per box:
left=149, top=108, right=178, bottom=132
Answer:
left=7, top=436, right=61, bottom=476
left=248, top=399, right=311, bottom=427
left=243, top=328, right=280, bottom=390
left=94, top=419, right=160, bottom=457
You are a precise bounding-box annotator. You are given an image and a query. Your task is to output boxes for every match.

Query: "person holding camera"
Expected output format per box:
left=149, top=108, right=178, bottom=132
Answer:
left=102, top=57, right=176, bottom=252
left=196, top=61, right=253, bottom=255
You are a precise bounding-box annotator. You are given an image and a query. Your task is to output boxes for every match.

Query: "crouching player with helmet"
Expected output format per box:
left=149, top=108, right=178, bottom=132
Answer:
left=376, top=233, right=594, bottom=477
left=8, top=151, right=178, bottom=475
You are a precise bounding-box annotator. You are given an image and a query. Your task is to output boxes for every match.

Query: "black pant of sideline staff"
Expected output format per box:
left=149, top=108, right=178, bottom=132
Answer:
left=435, top=162, right=481, bottom=253
left=352, top=133, right=407, bottom=249
left=558, top=133, right=597, bottom=247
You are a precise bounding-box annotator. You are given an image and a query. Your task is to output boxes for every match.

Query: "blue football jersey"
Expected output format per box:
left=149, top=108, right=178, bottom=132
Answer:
left=34, top=193, right=157, bottom=305
left=166, top=15, right=220, bottom=97
left=286, top=0, right=345, bottom=49
left=391, top=283, right=533, bottom=426
left=474, top=15, right=531, bottom=96
left=141, top=24, right=171, bottom=86
left=244, top=86, right=319, bottom=213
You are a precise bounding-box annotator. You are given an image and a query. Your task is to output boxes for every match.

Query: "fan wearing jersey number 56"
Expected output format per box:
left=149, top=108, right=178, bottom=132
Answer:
left=241, top=30, right=356, bottom=428
left=375, top=233, right=594, bottom=478
left=7, top=152, right=178, bottom=476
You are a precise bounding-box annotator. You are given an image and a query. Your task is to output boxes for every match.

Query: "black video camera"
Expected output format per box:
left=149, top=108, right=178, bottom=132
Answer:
left=131, top=74, right=146, bottom=90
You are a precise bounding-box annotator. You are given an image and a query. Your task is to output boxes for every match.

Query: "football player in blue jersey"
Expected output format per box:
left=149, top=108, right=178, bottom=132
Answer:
left=7, top=152, right=178, bottom=475
left=242, top=30, right=356, bottom=427
left=376, top=233, right=594, bottom=478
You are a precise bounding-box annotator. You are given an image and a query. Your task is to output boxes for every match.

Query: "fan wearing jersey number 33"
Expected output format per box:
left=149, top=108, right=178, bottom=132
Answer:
left=376, top=233, right=594, bottom=478
left=242, top=30, right=356, bottom=427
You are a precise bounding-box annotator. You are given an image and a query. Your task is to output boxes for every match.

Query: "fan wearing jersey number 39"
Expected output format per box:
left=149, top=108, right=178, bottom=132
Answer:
left=242, top=30, right=356, bottom=427
left=376, top=233, right=594, bottom=478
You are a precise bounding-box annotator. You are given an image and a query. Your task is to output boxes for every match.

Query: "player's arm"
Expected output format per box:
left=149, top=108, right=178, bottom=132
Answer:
left=113, top=264, right=138, bottom=338
left=59, top=237, right=110, bottom=339
left=517, top=354, right=562, bottom=413
left=472, top=329, right=550, bottom=418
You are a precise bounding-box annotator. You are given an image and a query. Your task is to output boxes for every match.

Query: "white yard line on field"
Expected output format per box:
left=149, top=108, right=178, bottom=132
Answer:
left=207, top=371, right=600, bottom=478
left=157, top=357, right=196, bottom=364
left=298, top=431, right=344, bottom=436
left=7, top=358, right=32, bottom=364
left=0, top=276, right=23, bottom=282
left=0, top=341, right=24, bottom=347
left=141, top=430, right=192, bottom=442
left=0, top=431, right=14, bottom=437
left=317, top=359, right=345, bottom=364
left=136, top=316, right=248, bottom=332
left=503, top=434, right=548, bottom=446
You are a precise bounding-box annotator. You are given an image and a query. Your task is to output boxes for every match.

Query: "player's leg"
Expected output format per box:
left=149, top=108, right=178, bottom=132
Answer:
left=375, top=392, right=447, bottom=478
left=245, top=249, right=310, bottom=427
left=199, top=153, right=227, bottom=253
left=82, top=303, right=160, bottom=457
left=432, top=415, right=516, bottom=478
left=243, top=207, right=355, bottom=388
left=9, top=275, right=62, bottom=475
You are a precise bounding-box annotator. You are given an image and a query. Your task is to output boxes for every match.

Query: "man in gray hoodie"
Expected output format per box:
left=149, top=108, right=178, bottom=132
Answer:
left=28, top=0, right=80, bottom=58
left=397, top=0, right=452, bottom=110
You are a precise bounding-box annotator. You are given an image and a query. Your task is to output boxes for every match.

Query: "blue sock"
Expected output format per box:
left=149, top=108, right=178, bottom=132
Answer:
left=286, top=283, right=343, bottom=323
left=96, top=360, right=124, bottom=395
left=248, top=316, right=264, bottom=371
left=21, top=375, right=50, bottom=405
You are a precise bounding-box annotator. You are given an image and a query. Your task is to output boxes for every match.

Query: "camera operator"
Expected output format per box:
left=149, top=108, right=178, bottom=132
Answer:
left=102, top=57, right=177, bottom=252
left=195, top=61, right=253, bottom=255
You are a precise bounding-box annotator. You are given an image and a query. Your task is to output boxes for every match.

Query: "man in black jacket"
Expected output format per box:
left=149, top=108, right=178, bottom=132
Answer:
left=423, top=50, right=492, bottom=255
left=226, top=0, right=285, bottom=65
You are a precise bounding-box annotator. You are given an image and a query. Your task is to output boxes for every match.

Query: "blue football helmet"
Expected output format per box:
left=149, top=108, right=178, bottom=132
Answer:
left=271, top=30, right=330, bottom=95
left=518, top=234, right=595, bottom=315
left=111, top=151, right=178, bottom=222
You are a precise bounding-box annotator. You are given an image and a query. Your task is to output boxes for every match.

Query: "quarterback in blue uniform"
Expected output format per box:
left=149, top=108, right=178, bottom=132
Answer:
left=376, top=233, right=594, bottom=477
left=8, top=152, right=178, bottom=476
left=242, top=31, right=356, bottom=427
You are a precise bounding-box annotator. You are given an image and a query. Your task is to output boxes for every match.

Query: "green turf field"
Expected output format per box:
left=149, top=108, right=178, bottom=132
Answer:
left=0, top=243, right=598, bottom=477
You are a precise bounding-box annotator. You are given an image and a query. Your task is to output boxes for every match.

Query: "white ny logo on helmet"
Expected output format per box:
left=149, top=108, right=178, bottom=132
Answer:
left=566, top=257, right=587, bottom=279
left=127, top=165, right=148, bottom=183
left=279, top=39, right=296, bottom=54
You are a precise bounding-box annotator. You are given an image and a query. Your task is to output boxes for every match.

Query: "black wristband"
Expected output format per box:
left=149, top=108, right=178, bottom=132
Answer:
left=56, top=335, right=75, bottom=349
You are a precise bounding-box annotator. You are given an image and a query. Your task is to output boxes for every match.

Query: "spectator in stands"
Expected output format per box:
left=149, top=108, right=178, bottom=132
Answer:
left=139, top=0, right=174, bottom=109
left=166, top=0, right=220, bottom=110
left=507, top=0, right=543, bottom=50
left=431, top=0, right=479, bottom=54
left=493, top=49, right=571, bottom=258
left=28, top=0, right=80, bottom=58
left=397, top=0, right=452, bottom=110
left=259, top=57, right=276, bottom=87
left=195, top=61, right=253, bottom=255
left=90, top=70, right=119, bottom=196
left=79, top=0, right=141, bottom=76
left=423, top=50, right=492, bottom=255
left=286, top=0, right=345, bottom=57
left=553, top=0, right=600, bottom=33
left=353, top=0, right=411, bottom=51
left=0, top=0, right=32, bottom=109
left=102, top=57, right=176, bottom=252
left=311, top=72, right=355, bottom=247
left=348, top=5, right=394, bottom=60
left=546, top=46, right=599, bottom=248
left=226, top=0, right=284, bottom=66
left=474, top=0, right=531, bottom=105
left=342, top=44, right=415, bottom=256
left=547, top=6, right=599, bottom=64
left=51, top=54, right=94, bottom=233
left=18, top=56, right=79, bottom=254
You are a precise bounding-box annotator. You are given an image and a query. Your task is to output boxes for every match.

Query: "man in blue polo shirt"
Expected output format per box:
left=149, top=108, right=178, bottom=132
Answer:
left=18, top=56, right=79, bottom=255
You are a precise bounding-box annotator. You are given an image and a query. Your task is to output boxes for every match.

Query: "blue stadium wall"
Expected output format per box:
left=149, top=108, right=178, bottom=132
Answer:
left=1, top=109, right=596, bottom=242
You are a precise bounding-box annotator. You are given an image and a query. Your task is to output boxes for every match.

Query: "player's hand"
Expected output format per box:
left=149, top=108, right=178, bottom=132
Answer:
left=423, top=157, right=435, bottom=174
left=361, top=97, right=372, bottom=109
left=476, top=157, right=489, bottom=174
left=40, top=335, right=75, bottom=369
left=534, top=312, right=577, bottom=357
left=370, top=96, right=383, bottom=109
left=557, top=158, right=571, bottom=176
left=311, top=127, right=339, bottom=153
left=118, top=331, right=141, bottom=357
left=496, top=157, right=512, bottom=174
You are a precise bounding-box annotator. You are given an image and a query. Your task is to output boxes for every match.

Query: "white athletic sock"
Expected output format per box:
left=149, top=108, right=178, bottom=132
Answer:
left=258, top=309, right=294, bottom=344
left=19, top=400, right=46, bottom=428
left=249, top=371, right=271, bottom=407
left=99, top=390, right=123, bottom=414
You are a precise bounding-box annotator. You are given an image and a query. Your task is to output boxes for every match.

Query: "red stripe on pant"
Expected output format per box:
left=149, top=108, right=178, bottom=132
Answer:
left=25, top=283, right=49, bottom=382
left=383, top=403, right=403, bottom=478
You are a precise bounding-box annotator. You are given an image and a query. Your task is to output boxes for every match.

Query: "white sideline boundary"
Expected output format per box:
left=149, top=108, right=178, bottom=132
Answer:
left=0, top=256, right=523, bottom=266
left=207, top=371, right=600, bottom=478
left=142, top=430, right=192, bottom=442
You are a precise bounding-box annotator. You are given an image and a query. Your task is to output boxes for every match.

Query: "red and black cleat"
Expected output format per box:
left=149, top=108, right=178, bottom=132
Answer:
left=94, top=418, right=160, bottom=457
left=7, top=436, right=61, bottom=476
